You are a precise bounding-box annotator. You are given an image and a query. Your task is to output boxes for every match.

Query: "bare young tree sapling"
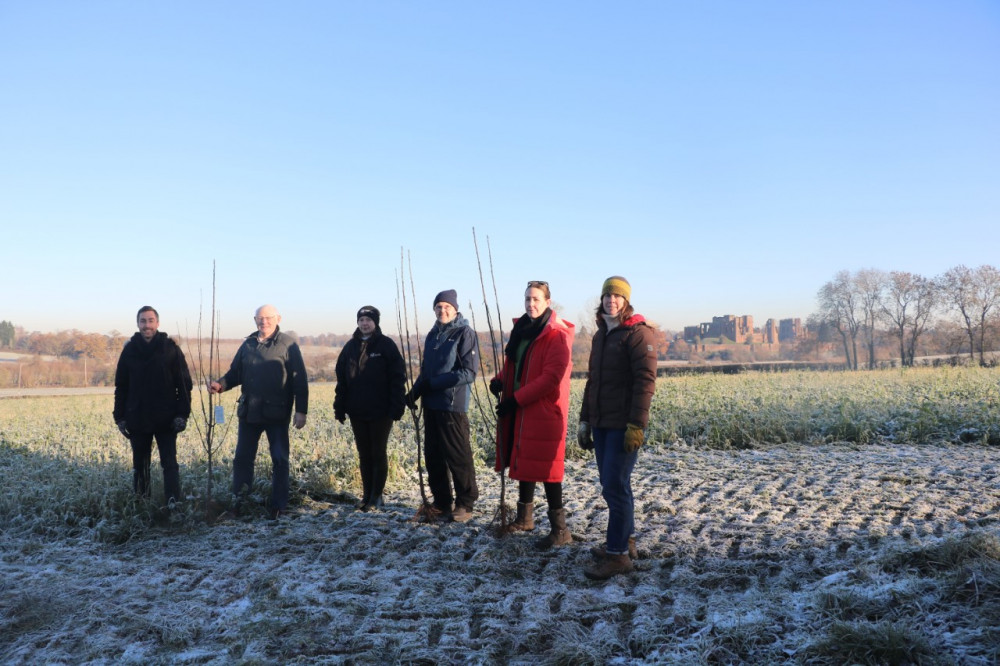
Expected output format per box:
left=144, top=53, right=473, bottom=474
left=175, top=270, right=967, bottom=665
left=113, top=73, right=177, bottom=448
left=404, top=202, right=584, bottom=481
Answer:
left=396, top=248, right=436, bottom=522
left=185, top=262, right=234, bottom=522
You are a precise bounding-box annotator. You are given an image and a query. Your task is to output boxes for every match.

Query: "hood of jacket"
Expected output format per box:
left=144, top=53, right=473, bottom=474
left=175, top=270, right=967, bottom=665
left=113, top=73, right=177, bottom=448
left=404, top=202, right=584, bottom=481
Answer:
left=432, top=313, right=469, bottom=336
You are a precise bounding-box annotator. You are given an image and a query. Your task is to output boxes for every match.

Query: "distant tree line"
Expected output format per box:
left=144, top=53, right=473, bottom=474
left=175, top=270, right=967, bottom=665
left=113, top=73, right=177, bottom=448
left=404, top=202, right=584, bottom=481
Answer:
left=0, top=320, right=14, bottom=348
left=814, top=264, right=1000, bottom=369
left=3, top=265, right=996, bottom=386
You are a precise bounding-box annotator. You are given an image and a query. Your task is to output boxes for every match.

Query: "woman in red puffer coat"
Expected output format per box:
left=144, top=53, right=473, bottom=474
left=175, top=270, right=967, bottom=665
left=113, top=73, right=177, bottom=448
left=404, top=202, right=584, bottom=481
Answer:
left=491, top=280, right=575, bottom=549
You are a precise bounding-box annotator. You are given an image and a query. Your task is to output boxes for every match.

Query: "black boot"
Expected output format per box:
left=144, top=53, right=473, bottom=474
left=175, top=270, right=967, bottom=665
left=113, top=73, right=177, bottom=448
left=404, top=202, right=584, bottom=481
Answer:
left=163, top=466, right=181, bottom=507
left=362, top=495, right=384, bottom=512
left=357, top=474, right=371, bottom=510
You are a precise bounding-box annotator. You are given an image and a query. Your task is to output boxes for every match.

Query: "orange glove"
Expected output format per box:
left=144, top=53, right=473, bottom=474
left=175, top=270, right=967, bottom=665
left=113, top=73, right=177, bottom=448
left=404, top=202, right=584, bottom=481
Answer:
left=624, top=423, right=644, bottom=453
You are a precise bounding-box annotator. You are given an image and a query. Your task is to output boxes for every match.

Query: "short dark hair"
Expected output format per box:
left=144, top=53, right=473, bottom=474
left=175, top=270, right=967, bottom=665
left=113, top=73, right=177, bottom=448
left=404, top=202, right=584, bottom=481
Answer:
left=137, top=306, right=159, bottom=322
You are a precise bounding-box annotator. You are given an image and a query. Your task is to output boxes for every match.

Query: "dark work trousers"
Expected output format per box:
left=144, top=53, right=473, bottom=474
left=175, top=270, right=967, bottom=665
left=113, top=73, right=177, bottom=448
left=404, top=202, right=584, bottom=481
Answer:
left=232, top=420, right=291, bottom=511
left=129, top=428, right=181, bottom=505
left=349, top=416, right=394, bottom=504
left=423, top=409, right=479, bottom=512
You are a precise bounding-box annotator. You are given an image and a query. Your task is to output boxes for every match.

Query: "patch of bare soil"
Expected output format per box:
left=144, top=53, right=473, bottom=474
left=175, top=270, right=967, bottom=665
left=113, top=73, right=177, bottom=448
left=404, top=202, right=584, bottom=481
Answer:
left=3, top=443, right=999, bottom=664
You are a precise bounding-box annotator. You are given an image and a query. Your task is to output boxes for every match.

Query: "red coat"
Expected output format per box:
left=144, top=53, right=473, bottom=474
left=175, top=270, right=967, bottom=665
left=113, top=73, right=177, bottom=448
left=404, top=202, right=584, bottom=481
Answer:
left=493, top=313, right=575, bottom=483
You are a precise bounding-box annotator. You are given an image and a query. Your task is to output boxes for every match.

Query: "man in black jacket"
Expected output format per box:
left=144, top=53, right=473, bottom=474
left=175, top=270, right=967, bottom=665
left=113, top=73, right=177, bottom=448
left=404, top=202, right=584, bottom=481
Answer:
left=210, top=304, right=309, bottom=519
left=114, top=305, right=193, bottom=506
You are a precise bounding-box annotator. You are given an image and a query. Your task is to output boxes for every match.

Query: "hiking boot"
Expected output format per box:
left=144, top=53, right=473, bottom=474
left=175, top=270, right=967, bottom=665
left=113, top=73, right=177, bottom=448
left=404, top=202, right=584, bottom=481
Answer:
left=504, top=501, right=534, bottom=533
left=590, top=536, right=638, bottom=560
left=535, top=508, right=572, bottom=549
left=415, top=504, right=446, bottom=523
left=451, top=506, right=474, bottom=523
left=584, top=553, right=634, bottom=581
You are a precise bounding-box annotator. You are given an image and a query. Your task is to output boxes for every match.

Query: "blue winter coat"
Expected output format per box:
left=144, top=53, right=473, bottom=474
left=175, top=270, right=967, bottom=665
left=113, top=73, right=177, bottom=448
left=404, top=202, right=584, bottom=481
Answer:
left=412, top=314, right=478, bottom=413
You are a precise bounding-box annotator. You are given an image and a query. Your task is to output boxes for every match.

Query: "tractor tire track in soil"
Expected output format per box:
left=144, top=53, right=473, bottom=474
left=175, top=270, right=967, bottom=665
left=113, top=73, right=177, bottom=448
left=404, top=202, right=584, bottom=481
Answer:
left=3, top=442, right=999, bottom=663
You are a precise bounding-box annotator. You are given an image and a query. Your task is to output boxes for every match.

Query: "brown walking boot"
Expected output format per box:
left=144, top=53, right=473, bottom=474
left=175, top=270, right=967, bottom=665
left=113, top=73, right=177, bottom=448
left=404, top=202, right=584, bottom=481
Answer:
left=535, top=508, right=572, bottom=550
left=504, top=501, right=535, bottom=533
left=584, top=553, right=634, bottom=581
left=590, top=536, right=637, bottom=560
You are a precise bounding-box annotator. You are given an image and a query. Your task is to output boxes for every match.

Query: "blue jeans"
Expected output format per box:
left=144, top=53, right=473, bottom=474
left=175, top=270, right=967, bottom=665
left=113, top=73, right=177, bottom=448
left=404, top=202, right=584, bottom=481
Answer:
left=232, top=420, right=291, bottom=511
left=593, top=427, right=638, bottom=554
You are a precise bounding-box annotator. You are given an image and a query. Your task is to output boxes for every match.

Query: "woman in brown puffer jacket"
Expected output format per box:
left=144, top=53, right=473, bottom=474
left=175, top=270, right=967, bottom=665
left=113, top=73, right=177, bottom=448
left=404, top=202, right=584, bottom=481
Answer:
left=578, top=276, right=658, bottom=580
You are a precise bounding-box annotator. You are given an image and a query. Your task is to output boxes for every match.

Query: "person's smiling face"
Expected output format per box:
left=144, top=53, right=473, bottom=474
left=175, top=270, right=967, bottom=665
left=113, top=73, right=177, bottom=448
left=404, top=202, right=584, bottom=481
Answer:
left=138, top=310, right=159, bottom=341
left=358, top=316, right=376, bottom=336
left=255, top=305, right=280, bottom=339
left=602, top=293, right=625, bottom=317
left=434, top=302, right=457, bottom=325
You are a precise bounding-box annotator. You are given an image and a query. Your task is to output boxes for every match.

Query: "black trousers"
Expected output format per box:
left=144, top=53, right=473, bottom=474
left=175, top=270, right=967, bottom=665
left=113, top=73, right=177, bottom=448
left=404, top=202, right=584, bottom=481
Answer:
left=517, top=480, right=563, bottom=510
left=423, top=409, right=479, bottom=511
left=350, top=416, right=393, bottom=503
left=129, top=427, right=181, bottom=504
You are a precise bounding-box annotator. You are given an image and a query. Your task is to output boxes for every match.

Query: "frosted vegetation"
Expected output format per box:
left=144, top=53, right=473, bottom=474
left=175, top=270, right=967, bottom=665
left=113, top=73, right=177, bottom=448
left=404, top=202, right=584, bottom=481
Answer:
left=2, top=368, right=999, bottom=663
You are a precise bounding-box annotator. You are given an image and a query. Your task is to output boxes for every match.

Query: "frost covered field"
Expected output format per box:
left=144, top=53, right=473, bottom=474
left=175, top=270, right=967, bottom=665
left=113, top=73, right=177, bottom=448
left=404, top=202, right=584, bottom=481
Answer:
left=2, top=369, right=1000, bottom=664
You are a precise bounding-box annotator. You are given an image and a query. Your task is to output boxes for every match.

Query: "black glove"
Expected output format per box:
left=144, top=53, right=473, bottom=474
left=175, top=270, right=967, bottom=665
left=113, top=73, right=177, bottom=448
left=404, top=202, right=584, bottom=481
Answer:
left=489, top=377, right=503, bottom=397
left=496, top=397, right=517, bottom=418
left=405, top=387, right=420, bottom=410
left=335, top=410, right=346, bottom=424
left=116, top=420, right=130, bottom=438
left=577, top=422, right=593, bottom=450
left=391, top=406, right=405, bottom=421
left=172, top=417, right=187, bottom=433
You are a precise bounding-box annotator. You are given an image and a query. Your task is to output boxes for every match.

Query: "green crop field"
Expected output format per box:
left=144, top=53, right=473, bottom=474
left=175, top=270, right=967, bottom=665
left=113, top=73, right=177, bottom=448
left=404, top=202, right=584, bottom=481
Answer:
left=2, top=367, right=999, bottom=542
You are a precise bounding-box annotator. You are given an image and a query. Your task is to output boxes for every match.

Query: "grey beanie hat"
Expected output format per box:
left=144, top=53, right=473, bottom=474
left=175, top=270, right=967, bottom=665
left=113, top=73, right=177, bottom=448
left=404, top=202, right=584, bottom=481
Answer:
left=433, top=289, right=459, bottom=310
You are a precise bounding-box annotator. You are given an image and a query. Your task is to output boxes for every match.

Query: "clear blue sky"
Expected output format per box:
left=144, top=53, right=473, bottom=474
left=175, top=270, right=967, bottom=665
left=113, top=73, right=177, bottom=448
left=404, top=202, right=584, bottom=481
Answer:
left=2, top=2, right=998, bottom=339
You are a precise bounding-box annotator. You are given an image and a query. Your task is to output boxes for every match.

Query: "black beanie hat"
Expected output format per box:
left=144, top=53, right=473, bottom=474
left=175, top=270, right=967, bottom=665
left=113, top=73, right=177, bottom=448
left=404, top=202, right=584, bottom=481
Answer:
left=433, top=289, right=459, bottom=310
left=357, top=306, right=380, bottom=327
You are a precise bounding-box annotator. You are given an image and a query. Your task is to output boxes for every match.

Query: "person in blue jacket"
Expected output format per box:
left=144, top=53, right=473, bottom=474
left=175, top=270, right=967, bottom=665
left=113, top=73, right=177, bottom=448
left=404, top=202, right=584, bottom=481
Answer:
left=406, top=289, right=479, bottom=523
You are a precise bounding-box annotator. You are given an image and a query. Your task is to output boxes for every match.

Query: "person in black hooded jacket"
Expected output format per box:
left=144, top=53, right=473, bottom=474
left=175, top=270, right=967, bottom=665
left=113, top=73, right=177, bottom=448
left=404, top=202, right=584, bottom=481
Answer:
left=334, top=306, right=406, bottom=511
left=113, top=305, right=193, bottom=506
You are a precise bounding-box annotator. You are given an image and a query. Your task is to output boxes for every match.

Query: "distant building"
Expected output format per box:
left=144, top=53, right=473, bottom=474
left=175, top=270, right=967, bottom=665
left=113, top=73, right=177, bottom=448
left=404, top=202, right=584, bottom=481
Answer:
left=779, top=318, right=802, bottom=342
left=682, top=314, right=801, bottom=344
left=683, top=315, right=755, bottom=343
left=763, top=318, right=779, bottom=345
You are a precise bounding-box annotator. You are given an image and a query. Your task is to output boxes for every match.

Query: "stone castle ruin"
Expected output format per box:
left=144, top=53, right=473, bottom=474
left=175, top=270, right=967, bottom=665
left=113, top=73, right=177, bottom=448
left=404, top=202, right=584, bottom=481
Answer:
left=684, top=315, right=802, bottom=345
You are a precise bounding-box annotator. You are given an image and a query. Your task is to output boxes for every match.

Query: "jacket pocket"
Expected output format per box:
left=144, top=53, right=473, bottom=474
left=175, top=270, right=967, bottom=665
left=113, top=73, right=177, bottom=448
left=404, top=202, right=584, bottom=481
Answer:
left=262, top=399, right=289, bottom=421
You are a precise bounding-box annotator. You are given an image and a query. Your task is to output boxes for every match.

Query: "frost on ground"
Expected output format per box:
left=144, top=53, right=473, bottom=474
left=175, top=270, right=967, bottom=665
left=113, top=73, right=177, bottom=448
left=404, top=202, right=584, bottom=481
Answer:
left=3, top=443, right=999, bottom=665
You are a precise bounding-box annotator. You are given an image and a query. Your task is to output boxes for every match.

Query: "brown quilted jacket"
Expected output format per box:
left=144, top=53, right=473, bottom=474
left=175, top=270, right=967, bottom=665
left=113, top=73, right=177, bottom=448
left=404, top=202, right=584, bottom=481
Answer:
left=580, top=314, right=657, bottom=430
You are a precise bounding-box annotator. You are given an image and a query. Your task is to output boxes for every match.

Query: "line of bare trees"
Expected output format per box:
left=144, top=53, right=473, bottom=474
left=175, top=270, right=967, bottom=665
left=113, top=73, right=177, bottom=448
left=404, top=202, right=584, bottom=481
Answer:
left=815, top=264, right=1000, bottom=368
